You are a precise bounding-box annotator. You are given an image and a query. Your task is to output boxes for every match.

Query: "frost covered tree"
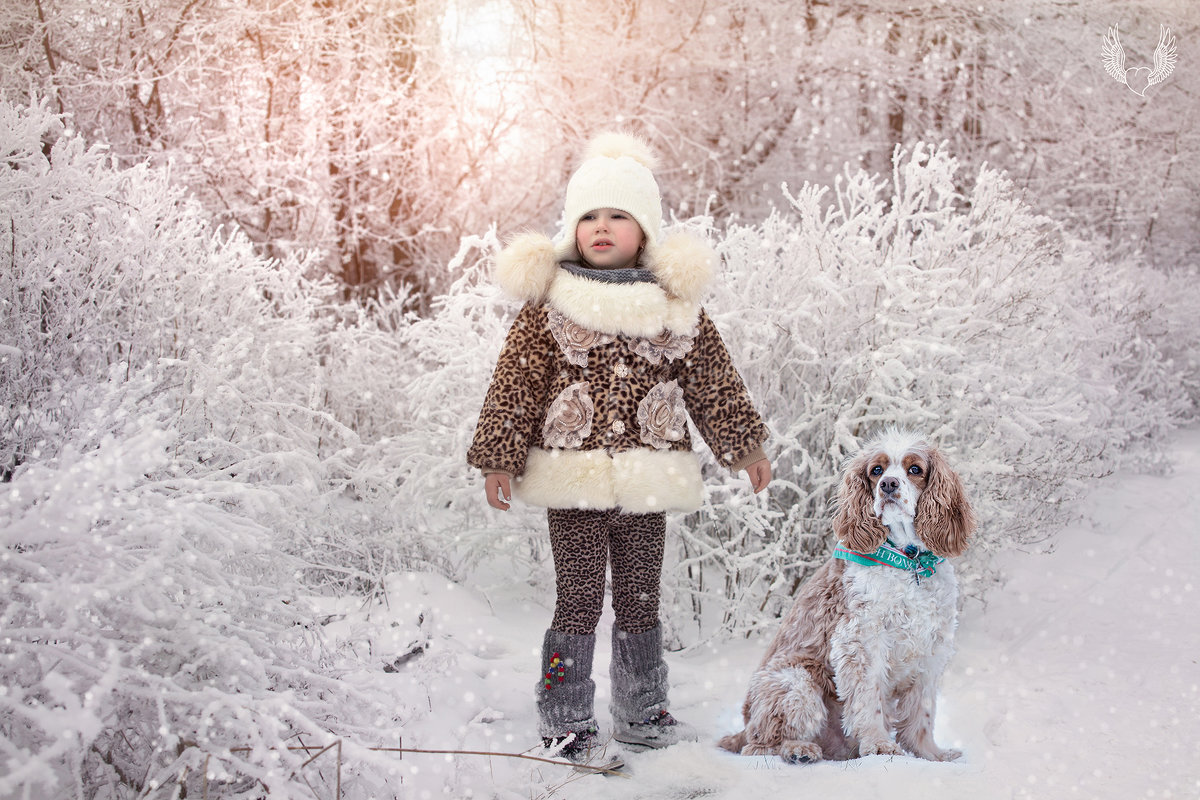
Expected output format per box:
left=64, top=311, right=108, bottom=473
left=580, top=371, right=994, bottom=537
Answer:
left=1, top=0, right=497, bottom=296
left=3, top=0, right=1195, bottom=293
left=478, top=0, right=1198, bottom=272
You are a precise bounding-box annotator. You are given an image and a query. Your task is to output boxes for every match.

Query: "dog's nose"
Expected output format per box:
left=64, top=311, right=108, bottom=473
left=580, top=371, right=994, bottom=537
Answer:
left=879, top=477, right=900, bottom=495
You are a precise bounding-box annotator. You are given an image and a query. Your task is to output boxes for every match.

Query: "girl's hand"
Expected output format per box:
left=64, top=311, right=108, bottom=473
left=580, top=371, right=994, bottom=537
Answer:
left=745, top=459, right=772, bottom=493
left=485, top=472, right=512, bottom=510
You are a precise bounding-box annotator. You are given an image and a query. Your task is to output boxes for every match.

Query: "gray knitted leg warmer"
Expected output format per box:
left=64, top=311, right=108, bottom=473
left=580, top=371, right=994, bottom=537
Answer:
left=609, top=625, right=669, bottom=723
left=536, top=629, right=598, bottom=739
left=610, top=625, right=696, bottom=748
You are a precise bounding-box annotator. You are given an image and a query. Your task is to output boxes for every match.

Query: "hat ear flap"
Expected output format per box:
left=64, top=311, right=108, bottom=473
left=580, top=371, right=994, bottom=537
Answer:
left=645, top=233, right=715, bottom=304
left=497, top=232, right=557, bottom=301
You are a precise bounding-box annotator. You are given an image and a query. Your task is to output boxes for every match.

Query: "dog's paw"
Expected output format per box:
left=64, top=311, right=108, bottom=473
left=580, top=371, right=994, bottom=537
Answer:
left=860, top=740, right=905, bottom=757
left=780, top=741, right=822, bottom=764
left=740, top=744, right=778, bottom=758
left=932, top=747, right=963, bottom=762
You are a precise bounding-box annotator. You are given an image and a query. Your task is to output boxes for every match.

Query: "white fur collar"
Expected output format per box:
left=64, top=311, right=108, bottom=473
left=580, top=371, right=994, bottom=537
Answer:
left=547, top=269, right=697, bottom=337
left=494, top=230, right=715, bottom=337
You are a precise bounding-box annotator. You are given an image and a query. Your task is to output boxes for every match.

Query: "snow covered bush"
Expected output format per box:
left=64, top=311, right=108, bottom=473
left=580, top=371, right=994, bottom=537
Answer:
left=663, top=142, right=1195, bottom=639
left=0, top=413, right=415, bottom=799
left=0, top=97, right=458, bottom=587
left=309, top=232, right=559, bottom=599
left=0, top=98, right=434, bottom=799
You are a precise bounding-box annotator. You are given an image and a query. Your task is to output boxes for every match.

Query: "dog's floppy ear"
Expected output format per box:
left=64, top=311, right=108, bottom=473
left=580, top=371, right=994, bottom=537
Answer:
left=833, top=452, right=888, bottom=553
left=915, top=448, right=975, bottom=557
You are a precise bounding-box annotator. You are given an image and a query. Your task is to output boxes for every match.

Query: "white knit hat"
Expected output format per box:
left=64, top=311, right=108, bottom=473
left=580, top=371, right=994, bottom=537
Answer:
left=555, top=132, right=663, bottom=262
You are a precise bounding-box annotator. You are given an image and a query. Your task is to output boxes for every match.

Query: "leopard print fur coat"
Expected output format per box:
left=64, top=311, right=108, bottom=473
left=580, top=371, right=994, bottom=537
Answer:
left=467, top=230, right=767, bottom=513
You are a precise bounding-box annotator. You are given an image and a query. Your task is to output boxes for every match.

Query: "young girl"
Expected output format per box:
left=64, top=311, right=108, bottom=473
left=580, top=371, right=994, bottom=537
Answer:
left=467, top=132, right=771, bottom=762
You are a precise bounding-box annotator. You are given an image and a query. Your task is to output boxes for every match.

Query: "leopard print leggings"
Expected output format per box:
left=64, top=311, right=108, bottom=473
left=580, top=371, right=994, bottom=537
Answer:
left=546, top=508, right=666, bottom=636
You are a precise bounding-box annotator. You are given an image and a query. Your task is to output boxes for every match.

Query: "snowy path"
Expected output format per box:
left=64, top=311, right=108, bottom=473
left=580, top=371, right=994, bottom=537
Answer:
left=370, top=429, right=1200, bottom=799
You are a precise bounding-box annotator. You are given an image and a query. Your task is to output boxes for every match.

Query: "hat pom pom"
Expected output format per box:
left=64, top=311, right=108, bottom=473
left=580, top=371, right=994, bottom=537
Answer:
left=584, top=132, right=659, bottom=172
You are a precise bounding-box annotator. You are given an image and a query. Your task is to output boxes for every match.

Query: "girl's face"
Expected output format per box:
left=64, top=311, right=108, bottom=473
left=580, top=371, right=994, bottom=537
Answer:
left=575, top=208, right=645, bottom=270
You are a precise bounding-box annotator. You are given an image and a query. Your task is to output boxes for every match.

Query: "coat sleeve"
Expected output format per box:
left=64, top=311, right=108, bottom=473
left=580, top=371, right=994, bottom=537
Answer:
left=467, top=303, right=552, bottom=476
left=677, top=308, right=769, bottom=472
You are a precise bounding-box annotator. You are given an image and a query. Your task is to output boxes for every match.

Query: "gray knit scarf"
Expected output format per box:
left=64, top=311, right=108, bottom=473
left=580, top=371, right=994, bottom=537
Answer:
left=562, top=260, right=657, bottom=286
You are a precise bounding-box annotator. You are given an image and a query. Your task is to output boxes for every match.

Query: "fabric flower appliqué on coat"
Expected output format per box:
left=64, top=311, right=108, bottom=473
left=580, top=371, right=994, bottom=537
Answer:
left=637, top=380, right=687, bottom=449
left=543, top=382, right=594, bottom=449
left=629, top=327, right=696, bottom=365
left=548, top=309, right=614, bottom=367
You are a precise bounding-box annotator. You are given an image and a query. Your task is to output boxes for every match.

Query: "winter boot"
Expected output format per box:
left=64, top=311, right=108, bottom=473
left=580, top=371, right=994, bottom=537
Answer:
left=541, top=726, right=602, bottom=764
left=536, top=629, right=601, bottom=763
left=609, top=625, right=696, bottom=749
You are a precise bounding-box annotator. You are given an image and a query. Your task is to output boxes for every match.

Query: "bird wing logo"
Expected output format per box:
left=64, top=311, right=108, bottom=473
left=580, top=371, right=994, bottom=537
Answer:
left=1103, top=24, right=1178, bottom=96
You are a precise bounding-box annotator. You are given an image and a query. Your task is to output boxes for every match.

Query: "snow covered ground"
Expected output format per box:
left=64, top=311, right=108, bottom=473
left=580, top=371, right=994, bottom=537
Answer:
left=323, top=428, right=1200, bottom=799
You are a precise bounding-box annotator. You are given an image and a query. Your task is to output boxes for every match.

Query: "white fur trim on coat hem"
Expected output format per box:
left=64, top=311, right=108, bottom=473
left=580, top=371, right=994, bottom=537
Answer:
left=513, top=447, right=704, bottom=513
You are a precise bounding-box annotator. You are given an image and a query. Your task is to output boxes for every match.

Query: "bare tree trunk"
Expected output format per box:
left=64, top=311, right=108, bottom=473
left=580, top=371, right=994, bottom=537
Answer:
left=317, top=0, right=418, bottom=296
left=124, top=7, right=168, bottom=149
left=885, top=23, right=906, bottom=144
left=33, top=0, right=64, bottom=114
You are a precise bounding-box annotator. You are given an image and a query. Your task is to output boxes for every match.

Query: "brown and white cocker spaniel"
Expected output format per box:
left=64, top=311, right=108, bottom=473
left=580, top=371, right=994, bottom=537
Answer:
left=719, top=429, right=976, bottom=764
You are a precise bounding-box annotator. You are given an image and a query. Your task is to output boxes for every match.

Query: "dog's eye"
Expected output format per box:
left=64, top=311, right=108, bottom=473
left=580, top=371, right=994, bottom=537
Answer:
left=870, top=465, right=883, bottom=476
left=908, top=465, right=923, bottom=476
